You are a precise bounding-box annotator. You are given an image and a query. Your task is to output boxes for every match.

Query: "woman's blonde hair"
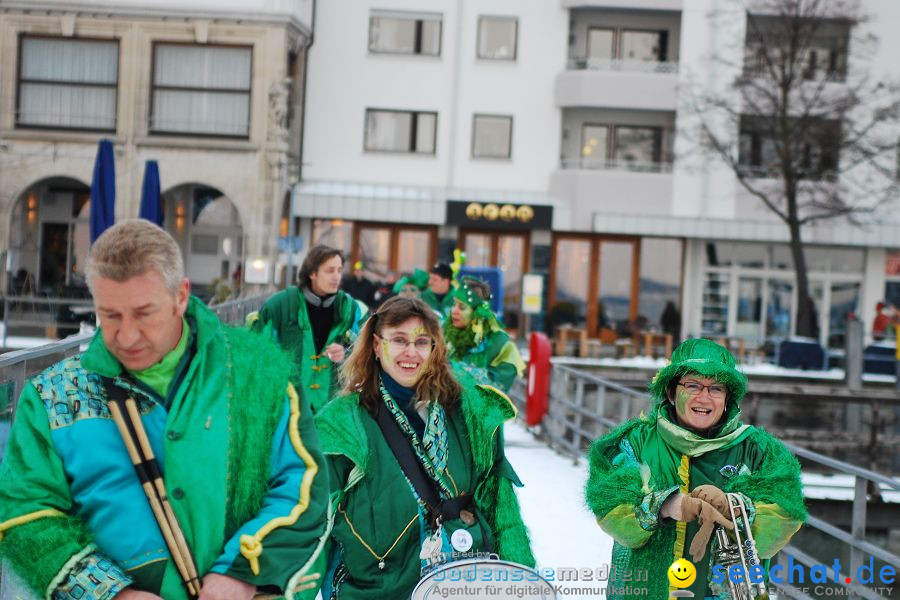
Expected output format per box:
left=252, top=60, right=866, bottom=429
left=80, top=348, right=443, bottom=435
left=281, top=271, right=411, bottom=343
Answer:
left=340, top=296, right=461, bottom=414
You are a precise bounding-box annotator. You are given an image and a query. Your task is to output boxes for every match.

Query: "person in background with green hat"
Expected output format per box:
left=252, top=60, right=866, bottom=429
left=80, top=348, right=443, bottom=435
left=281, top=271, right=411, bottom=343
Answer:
left=585, top=338, right=806, bottom=599
left=393, top=268, right=430, bottom=299
left=444, top=277, right=525, bottom=392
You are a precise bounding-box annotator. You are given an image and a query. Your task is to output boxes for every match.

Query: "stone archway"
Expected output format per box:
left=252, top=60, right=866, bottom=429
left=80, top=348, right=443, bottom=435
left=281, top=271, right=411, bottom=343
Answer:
left=161, top=183, right=244, bottom=299
left=7, top=176, right=91, bottom=297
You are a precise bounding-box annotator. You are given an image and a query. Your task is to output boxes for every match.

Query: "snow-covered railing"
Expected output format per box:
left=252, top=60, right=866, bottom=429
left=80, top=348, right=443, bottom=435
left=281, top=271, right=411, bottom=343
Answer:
left=511, top=363, right=900, bottom=600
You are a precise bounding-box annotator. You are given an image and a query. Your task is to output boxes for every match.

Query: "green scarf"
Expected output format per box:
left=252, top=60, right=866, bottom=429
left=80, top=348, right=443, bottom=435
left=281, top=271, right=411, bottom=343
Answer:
left=128, top=318, right=189, bottom=399
left=443, top=322, right=478, bottom=359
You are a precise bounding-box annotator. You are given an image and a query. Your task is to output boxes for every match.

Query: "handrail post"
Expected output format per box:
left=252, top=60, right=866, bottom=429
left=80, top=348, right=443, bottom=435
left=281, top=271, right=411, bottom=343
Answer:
left=850, top=475, right=867, bottom=600
left=573, top=378, right=585, bottom=454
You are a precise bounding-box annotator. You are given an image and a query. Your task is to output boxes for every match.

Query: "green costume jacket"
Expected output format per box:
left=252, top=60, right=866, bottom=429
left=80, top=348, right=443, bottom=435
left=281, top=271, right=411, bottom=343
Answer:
left=451, top=329, right=525, bottom=393
left=314, top=372, right=535, bottom=599
left=585, top=402, right=806, bottom=599
left=420, top=288, right=455, bottom=319
left=0, top=297, right=329, bottom=600
left=251, top=286, right=362, bottom=412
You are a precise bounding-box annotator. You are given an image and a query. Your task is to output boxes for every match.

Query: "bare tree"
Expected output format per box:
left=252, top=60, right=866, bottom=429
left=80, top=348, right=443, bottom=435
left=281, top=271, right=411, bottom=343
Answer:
left=688, top=0, right=900, bottom=338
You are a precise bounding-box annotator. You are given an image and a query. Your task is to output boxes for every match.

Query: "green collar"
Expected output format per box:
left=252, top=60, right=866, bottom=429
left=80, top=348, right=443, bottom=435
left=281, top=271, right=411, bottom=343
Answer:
left=126, top=318, right=190, bottom=399
left=82, top=296, right=220, bottom=378
left=655, top=407, right=753, bottom=457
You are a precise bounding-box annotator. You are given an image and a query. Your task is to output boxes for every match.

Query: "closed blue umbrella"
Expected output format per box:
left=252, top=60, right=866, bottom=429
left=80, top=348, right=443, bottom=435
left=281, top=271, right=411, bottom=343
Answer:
left=139, top=160, right=163, bottom=226
left=89, top=139, right=116, bottom=243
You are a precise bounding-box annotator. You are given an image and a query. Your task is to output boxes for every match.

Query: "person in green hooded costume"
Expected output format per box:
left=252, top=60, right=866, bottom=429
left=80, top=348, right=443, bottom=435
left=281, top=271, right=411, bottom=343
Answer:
left=315, top=296, right=534, bottom=599
left=0, top=220, right=328, bottom=600
left=443, top=277, right=525, bottom=392
left=250, top=245, right=363, bottom=413
left=393, top=268, right=430, bottom=299
left=585, top=338, right=806, bottom=599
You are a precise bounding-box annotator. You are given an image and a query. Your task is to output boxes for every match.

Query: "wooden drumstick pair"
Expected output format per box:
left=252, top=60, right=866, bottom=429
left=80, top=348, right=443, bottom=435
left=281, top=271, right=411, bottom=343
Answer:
left=109, top=397, right=202, bottom=598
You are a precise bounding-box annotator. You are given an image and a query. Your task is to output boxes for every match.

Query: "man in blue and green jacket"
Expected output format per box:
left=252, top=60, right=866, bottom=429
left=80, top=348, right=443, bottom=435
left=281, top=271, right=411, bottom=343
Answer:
left=0, top=220, right=329, bottom=600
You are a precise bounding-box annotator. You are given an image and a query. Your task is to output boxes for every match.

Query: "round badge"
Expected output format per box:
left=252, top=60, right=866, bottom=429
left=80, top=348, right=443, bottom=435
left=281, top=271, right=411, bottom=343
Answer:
left=450, top=529, right=473, bottom=552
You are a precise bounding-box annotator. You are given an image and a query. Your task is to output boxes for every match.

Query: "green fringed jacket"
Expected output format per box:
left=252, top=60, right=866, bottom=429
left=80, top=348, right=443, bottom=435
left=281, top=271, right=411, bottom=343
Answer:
left=314, top=371, right=535, bottom=599
left=585, top=401, right=806, bottom=599
left=251, top=286, right=362, bottom=413
left=0, top=298, right=330, bottom=600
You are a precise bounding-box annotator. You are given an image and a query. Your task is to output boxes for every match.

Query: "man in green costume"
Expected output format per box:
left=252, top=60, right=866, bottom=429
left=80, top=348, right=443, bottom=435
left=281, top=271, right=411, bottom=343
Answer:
left=420, top=263, right=456, bottom=319
left=250, top=245, right=363, bottom=413
left=315, top=296, right=534, bottom=599
left=0, top=220, right=328, bottom=600
left=443, top=277, right=525, bottom=392
left=585, top=338, right=806, bottom=599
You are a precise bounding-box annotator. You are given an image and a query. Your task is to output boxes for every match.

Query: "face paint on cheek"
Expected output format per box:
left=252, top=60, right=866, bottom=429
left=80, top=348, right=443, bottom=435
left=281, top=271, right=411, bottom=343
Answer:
left=381, top=338, right=396, bottom=366
left=675, top=391, right=690, bottom=416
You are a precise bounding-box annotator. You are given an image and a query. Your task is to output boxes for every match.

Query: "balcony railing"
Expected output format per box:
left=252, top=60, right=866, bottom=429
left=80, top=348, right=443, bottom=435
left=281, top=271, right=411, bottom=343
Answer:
left=567, top=57, right=679, bottom=74
left=560, top=157, right=674, bottom=173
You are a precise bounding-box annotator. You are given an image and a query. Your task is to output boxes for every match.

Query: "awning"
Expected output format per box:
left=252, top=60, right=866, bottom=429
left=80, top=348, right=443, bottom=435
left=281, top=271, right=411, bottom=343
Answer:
left=293, top=180, right=557, bottom=226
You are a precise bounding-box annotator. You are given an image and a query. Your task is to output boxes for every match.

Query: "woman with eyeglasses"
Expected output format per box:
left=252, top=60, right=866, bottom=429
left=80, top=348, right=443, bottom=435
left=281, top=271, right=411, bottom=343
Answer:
left=585, top=338, right=806, bottom=599
left=313, top=295, right=534, bottom=599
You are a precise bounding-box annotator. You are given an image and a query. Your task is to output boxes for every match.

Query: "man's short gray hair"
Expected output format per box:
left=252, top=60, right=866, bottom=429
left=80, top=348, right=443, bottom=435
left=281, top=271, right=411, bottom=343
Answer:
left=85, top=219, right=185, bottom=295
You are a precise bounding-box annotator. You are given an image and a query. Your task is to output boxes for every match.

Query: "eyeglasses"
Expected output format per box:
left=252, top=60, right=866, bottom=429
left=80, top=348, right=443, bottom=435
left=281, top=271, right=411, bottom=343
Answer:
left=376, top=334, right=435, bottom=354
left=677, top=381, right=727, bottom=400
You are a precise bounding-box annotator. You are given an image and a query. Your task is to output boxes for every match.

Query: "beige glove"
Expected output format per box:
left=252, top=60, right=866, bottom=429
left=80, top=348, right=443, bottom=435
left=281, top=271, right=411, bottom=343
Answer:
left=661, top=493, right=734, bottom=561
left=689, top=485, right=732, bottom=519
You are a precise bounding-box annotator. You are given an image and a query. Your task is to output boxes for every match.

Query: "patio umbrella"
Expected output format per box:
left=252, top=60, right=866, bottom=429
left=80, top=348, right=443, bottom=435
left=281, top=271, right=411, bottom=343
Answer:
left=89, top=139, right=116, bottom=243
left=139, top=160, right=163, bottom=226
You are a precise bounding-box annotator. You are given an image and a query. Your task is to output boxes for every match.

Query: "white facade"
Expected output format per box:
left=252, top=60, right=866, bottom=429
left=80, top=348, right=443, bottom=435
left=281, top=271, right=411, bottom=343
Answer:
left=299, top=0, right=900, bottom=349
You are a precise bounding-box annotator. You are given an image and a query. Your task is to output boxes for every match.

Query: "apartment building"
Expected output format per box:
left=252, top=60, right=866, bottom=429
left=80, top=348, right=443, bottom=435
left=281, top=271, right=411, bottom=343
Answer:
left=0, top=0, right=312, bottom=295
left=297, top=0, right=900, bottom=348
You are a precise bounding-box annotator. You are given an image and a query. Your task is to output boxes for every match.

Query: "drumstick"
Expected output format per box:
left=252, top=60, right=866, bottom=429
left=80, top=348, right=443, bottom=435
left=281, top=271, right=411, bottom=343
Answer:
left=109, top=401, right=200, bottom=597
left=124, top=399, right=202, bottom=594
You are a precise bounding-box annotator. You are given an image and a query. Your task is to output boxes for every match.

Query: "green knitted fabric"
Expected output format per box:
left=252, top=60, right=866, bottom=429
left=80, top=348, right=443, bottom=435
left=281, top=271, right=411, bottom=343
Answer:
left=648, top=338, right=747, bottom=404
left=725, top=428, right=807, bottom=522
left=223, top=326, right=297, bottom=533
left=0, top=515, right=94, bottom=595
left=584, top=419, right=650, bottom=521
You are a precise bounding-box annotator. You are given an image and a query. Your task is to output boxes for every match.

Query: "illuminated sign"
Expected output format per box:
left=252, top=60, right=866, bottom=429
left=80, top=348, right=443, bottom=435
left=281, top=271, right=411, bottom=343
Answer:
left=447, top=200, right=551, bottom=230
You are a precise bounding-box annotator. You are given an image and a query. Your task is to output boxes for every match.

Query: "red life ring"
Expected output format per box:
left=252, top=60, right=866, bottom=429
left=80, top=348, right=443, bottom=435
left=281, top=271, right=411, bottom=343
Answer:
left=525, top=332, right=551, bottom=426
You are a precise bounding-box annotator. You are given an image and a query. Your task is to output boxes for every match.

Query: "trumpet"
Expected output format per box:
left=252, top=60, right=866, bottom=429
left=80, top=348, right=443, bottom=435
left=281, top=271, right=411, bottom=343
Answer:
left=713, top=493, right=769, bottom=600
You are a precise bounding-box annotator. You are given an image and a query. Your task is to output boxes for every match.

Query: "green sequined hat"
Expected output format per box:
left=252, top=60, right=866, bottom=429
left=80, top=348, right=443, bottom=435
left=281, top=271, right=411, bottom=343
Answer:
left=648, top=338, right=747, bottom=405
left=392, top=268, right=429, bottom=293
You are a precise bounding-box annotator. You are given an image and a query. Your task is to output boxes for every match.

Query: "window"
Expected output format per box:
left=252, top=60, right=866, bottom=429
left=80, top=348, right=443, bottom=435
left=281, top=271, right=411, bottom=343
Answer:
left=151, top=44, right=252, bottom=137
left=581, top=124, right=609, bottom=165
left=614, top=126, right=662, bottom=165
left=477, top=16, right=517, bottom=60
left=17, top=36, right=118, bottom=131
left=620, top=30, right=667, bottom=62
left=738, top=116, right=839, bottom=179
left=369, top=11, right=441, bottom=56
left=365, top=109, right=437, bottom=154
left=584, top=28, right=667, bottom=63
left=587, top=28, right=614, bottom=60
left=743, top=17, right=849, bottom=82
left=472, top=114, right=512, bottom=158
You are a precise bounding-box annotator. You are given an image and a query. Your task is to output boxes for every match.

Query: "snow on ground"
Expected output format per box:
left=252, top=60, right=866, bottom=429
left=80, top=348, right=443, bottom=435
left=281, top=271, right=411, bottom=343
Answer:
left=504, top=421, right=615, bottom=582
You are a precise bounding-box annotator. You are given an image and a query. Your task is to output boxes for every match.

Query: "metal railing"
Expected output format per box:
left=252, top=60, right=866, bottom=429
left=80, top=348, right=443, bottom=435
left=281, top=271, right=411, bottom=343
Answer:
left=508, top=364, right=900, bottom=600
left=559, top=157, right=674, bottom=173
left=1, top=295, right=94, bottom=348
left=567, top=57, right=680, bottom=74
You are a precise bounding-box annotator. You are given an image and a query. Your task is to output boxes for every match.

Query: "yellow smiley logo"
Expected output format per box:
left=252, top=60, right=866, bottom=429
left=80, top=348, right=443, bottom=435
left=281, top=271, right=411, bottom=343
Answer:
left=667, top=558, right=696, bottom=588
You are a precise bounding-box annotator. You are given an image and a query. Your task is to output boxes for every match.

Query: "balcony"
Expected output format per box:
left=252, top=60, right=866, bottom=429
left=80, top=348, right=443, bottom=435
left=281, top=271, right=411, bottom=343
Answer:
left=550, top=161, right=674, bottom=230
left=555, top=67, right=678, bottom=111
